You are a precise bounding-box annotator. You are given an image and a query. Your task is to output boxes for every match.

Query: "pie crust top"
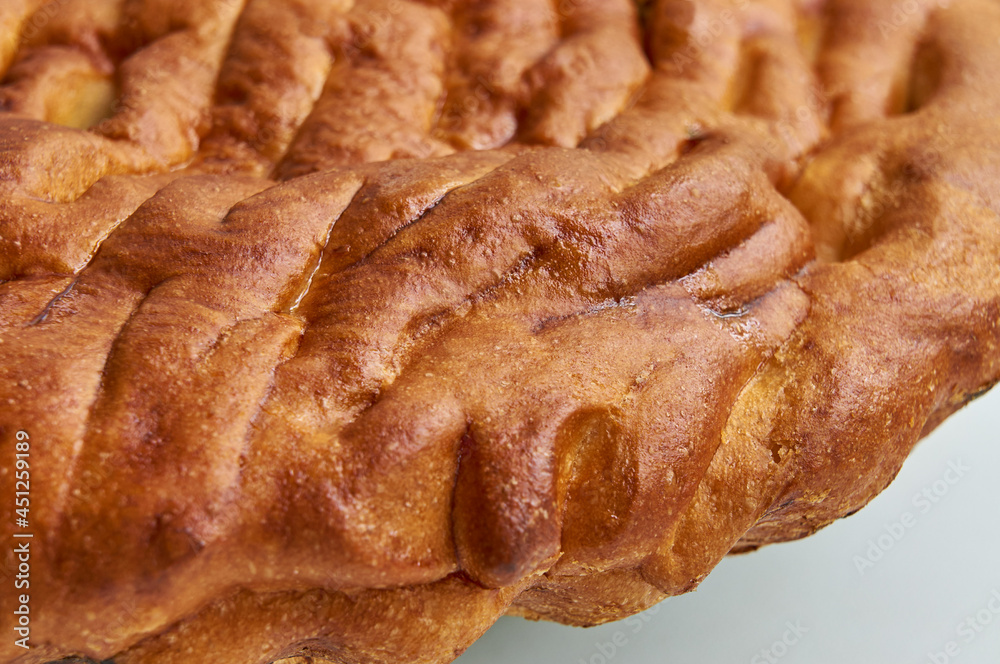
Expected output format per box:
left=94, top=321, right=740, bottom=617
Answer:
left=1, top=0, right=999, bottom=663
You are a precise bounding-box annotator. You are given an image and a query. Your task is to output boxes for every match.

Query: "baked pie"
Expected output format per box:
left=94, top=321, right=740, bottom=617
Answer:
left=1, top=0, right=998, bottom=662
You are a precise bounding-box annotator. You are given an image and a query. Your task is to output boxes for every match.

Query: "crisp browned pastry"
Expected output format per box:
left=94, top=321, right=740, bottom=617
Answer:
left=1, top=0, right=999, bottom=662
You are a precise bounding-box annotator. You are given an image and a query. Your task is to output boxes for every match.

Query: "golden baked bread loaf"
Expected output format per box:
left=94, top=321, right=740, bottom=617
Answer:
left=1, top=0, right=999, bottom=662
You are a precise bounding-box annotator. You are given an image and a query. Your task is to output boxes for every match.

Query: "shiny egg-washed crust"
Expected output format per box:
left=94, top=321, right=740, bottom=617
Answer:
left=1, top=0, right=1000, bottom=662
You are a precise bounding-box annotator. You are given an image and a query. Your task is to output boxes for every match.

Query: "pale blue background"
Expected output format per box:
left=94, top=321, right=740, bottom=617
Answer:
left=457, top=386, right=1000, bottom=664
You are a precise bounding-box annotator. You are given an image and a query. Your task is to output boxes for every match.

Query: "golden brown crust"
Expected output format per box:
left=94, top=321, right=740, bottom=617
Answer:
left=1, top=0, right=999, bottom=662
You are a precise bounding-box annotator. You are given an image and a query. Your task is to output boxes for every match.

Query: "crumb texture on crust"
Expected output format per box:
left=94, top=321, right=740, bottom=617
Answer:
left=1, top=0, right=999, bottom=662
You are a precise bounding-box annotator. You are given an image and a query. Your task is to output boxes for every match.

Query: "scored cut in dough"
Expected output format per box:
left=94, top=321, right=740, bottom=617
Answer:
left=1, top=0, right=999, bottom=663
